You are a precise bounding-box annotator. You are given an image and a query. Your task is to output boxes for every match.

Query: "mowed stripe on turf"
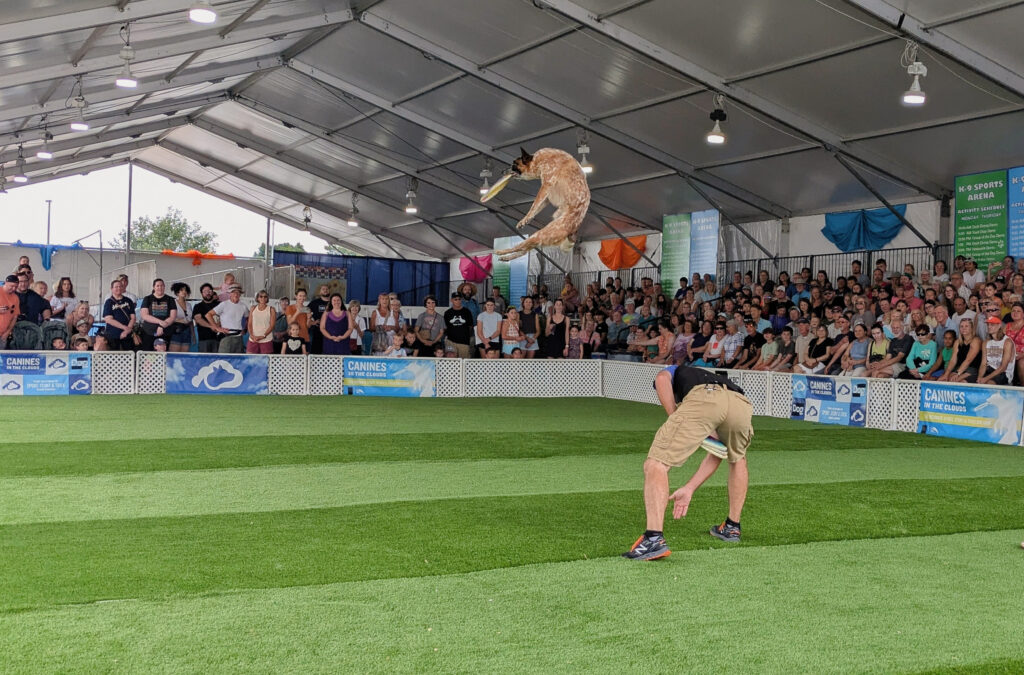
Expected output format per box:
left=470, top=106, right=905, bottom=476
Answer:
left=1, top=529, right=1021, bottom=673
left=1, top=477, right=1021, bottom=612
left=3, top=446, right=1024, bottom=524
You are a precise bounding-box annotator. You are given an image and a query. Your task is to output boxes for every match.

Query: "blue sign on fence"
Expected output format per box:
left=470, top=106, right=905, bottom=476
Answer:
left=0, top=352, right=91, bottom=396
left=343, top=357, right=436, bottom=397
left=918, top=383, right=1024, bottom=445
left=790, top=375, right=867, bottom=427
left=165, top=354, right=269, bottom=395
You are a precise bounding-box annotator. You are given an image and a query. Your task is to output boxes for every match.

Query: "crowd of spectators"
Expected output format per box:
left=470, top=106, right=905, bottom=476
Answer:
left=5, top=252, right=1024, bottom=386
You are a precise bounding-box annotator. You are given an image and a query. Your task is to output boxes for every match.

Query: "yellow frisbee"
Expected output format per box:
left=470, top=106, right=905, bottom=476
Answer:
left=480, top=172, right=514, bottom=203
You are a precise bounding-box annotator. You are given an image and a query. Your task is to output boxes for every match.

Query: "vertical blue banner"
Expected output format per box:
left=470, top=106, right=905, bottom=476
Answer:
left=790, top=375, right=867, bottom=426
left=918, top=383, right=1024, bottom=446
left=0, top=352, right=92, bottom=396
left=165, top=354, right=269, bottom=394
left=1008, top=166, right=1024, bottom=259
left=688, top=209, right=720, bottom=281
left=508, top=252, right=529, bottom=307
left=343, top=357, right=436, bottom=397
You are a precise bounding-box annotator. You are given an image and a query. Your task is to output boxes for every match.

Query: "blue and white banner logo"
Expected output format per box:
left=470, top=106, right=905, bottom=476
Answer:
left=918, top=383, right=1024, bottom=445
left=790, top=375, right=867, bottom=427
left=0, top=352, right=91, bottom=395
left=166, top=354, right=269, bottom=395
left=343, top=357, right=436, bottom=397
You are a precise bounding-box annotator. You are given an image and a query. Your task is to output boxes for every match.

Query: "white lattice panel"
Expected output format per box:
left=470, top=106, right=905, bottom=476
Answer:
left=602, top=361, right=663, bottom=404
left=268, top=355, right=307, bottom=395
left=894, top=380, right=922, bottom=433
left=464, top=360, right=602, bottom=398
left=92, top=351, right=135, bottom=394
left=308, top=355, right=343, bottom=396
left=866, top=378, right=894, bottom=429
left=435, top=358, right=464, bottom=397
left=136, top=352, right=166, bottom=394
left=737, top=371, right=769, bottom=415
left=768, top=372, right=792, bottom=418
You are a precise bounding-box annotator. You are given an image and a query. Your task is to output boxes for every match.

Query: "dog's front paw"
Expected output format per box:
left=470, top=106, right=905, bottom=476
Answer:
left=516, top=219, right=530, bottom=230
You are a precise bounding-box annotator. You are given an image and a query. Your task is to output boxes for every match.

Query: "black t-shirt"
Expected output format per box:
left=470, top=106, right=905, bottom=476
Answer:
left=308, top=297, right=330, bottom=322
left=103, top=295, right=136, bottom=336
left=742, top=332, right=766, bottom=358
left=668, top=365, right=744, bottom=402
left=888, top=333, right=914, bottom=360
left=17, top=290, right=49, bottom=324
left=141, top=293, right=175, bottom=334
left=444, top=306, right=474, bottom=345
left=767, top=298, right=793, bottom=316
left=808, top=337, right=833, bottom=360
left=193, top=299, right=220, bottom=340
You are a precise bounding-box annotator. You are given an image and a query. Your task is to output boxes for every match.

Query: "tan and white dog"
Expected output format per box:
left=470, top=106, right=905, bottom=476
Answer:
left=483, top=147, right=590, bottom=261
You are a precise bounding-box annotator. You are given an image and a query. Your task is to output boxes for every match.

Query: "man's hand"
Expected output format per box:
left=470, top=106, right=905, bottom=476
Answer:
left=120, top=329, right=131, bottom=339
left=669, top=487, right=693, bottom=519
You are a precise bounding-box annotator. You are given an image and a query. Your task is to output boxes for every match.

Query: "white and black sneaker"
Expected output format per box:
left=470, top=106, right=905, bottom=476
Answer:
left=622, top=533, right=671, bottom=561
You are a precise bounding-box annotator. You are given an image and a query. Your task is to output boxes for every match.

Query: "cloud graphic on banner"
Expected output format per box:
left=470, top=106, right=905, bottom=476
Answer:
left=792, top=379, right=807, bottom=396
left=48, top=358, right=67, bottom=370
left=71, top=379, right=90, bottom=391
left=191, top=360, right=244, bottom=390
left=850, top=409, right=864, bottom=423
left=2, top=380, right=21, bottom=391
left=393, top=362, right=436, bottom=397
left=838, top=384, right=851, bottom=396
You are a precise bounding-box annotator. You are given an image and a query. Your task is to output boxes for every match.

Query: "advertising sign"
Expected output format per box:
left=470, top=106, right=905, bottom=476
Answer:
left=688, top=209, right=720, bottom=281
left=343, top=357, right=436, bottom=397
left=918, top=383, right=1024, bottom=446
left=492, top=235, right=528, bottom=305
left=661, top=213, right=691, bottom=289
left=790, top=375, right=867, bottom=427
left=0, top=352, right=92, bottom=396
left=954, top=169, right=1008, bottom=264
left=1007, top=166, right=1024, bottom=259
left=165, top=354, right=269, bottom=395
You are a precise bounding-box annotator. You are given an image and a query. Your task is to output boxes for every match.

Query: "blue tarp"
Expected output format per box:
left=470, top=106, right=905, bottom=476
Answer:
left=14, top=241, right=83, bottom=270
left=822, top=204, right=906, bottom=252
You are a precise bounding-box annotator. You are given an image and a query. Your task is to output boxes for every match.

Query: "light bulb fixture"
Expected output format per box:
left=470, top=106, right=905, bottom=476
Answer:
left=576, top=129, right=593, bottom=175
left=36, top=131, right=54, bottom=160
left=347, top=194, right=360, bottom=227
left=479, top=160, right=493, bottom=196
left=69, top=77, right=90, bottom=132
left=901, top=42, right=927, bottom=106
left=115, top=45, right=138, bottom=89
left=0, top=163, right=8, bottom=193
left=13, top=146, right=28, bottom=183
left=189, top=0, right=218, bottom=24
left=706, top=94, right=727, bottom=145
left=404, top=177, right=418, bottom=215
left=302, top=206, right=312, bottom=227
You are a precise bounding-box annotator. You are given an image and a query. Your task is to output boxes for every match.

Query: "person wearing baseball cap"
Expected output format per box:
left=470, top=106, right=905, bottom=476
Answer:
left=0, top=274, right=20, bottom=349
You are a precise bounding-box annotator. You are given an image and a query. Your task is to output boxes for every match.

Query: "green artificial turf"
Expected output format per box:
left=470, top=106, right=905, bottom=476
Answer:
left=1, top=394, right=1021, bottom=673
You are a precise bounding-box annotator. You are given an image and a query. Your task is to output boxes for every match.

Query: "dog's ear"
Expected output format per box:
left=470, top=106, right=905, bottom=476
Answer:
left=519, top=147, right=533, bottom=163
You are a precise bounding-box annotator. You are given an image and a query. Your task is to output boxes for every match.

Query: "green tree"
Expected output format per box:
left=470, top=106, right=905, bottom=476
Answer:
left=254, top=242, right=306, bottom=258
left=110, top=207, right=217, bottom=252
left=324, top=243, right=362, bottom=256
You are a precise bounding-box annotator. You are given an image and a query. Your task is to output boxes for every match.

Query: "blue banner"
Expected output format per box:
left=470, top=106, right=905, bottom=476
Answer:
left=918, top=383, right=1024, bottom=446
left=1008, top=166, right=1024, bottom=259
left=343, top=357, right=436, bottom=397
left=0, top=352, right=91, bottom=396
left=688, top=209, right=720, bottom=281
left=790, top=375, right=867, bottom=426
left=165, top=354, right=269, bottom=395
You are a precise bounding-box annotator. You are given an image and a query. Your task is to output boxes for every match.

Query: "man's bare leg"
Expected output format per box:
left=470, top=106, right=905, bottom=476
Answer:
left=669, top=453, right=723, bottom=519
left=643, top=458, right=670, bottom=531
left=727, top=458, right=748, bottom=522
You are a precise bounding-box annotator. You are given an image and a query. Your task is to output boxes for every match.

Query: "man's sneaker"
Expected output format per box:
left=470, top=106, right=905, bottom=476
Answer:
left=622, top=533, right=671, bottom=561
left=700, top=436, right=728, bottom=459
left=710, top=521, right=741, bottom=543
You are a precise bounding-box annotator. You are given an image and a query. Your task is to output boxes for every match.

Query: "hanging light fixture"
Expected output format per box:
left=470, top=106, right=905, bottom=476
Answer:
left=115, top=25, right=138, bottom=88
left=576, top=129, right=593, bottom=175
left=405, top=177, right=418, bottom=215
left=706, top=94, right=727, bottom=145
left=901, top=42, right=927, bottom=106
left=189, top=0, right=218, bottom=24
left=0, top=163, right=8, bottom=194
left=479, top=160, right=493, bottom=196
left=69, top=76, right=90, bottom=131
left=36, top=130, right=54, bottom=160
left=347, top=194, right=360, bottom=227
left=13, top=146, right=28, bottom=183
left=302, top=206, right=312, bottom=227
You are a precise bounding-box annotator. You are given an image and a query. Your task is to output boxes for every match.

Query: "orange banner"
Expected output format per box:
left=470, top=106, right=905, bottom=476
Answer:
left=598, top=236, right=647, bottom=270
left=161, top=250, right=236, bottom=266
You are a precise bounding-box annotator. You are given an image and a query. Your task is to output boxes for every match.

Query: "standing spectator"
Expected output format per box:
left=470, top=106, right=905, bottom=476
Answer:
left=208, top=286, right=248, bottom=354
left=193, top=283, right=222, bottom=353
left=49, top=277, right=77, bottom=321
left=272, top=297, right=290, bottom=354
left=307, top=284, right=331, bottom=355
left=319, top=293, right=351, bottom=356
left=544, top=298, right=569, bottom=359
left=347, top=300, right=367, bottom=355
left=475, top=298, right=502, bottom=357
left=978, top=317, right=1015, bottom=386
left=458, top=283, right=481, bottom=322
left=16, top=273, right=49, bottom=324
left=169, top=282, right=194, bottom=353
left=0, top=275, right=19, bottom=349
left=139, top=278, right=177, bottom=351
left=443, top=293, right=474, bottom=358
left=117, top=274, right=138, bottom=304
left=519, top=296, right=541, bottom=357
left=415, top=296, right=446, bottom=352
left=281, top=323, right=307, bottom=355
left=285, top=289, right=311, bottom=346
left=564, top=324, right=584, bottom=359
left=246, top=290, right=277, bottom=354
left=490, top=286, right=507, bottom=314
left=102, top=279, right=136, bottom=351
left=500, top=306, right=523, bottom=357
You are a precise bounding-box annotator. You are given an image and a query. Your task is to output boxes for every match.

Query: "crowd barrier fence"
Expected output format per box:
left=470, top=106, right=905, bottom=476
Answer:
left=4, top=351, right=1020, bottom=447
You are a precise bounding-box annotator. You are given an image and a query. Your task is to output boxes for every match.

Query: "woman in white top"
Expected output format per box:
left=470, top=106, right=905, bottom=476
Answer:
left=978, top=318, right=1015, bottom=386
left=49, top=277, right=78, bottom=320
left=246, top=290, right=276, bottom=355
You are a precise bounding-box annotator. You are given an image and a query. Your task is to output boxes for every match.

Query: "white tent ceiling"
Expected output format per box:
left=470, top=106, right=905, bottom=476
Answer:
left=1, top=0, right=1022, bottom=260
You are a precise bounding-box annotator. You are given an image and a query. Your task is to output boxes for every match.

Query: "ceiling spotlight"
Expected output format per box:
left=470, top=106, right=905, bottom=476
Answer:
left=302, top=206, right=312, bottom=227
left=479, top=161, right=492, bottom=196
left=901, top=42, right=927, bottom=106
left=36, top=131, right=54, bottom=160
left=189, top=0, right=218, bottom=24
left=13, top=146, right=28, bottom=183
left=348, top=194, right=360, bottom=227
left=115, top=45, right=138, bottom=89
left=706, top=94, right=727, bottom=145
left=576, top=130, right=593, bottom=175
left=405, top=178, right=419, bottom=215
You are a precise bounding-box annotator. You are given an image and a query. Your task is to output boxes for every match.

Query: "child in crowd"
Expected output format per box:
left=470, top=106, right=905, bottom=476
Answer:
left=510, top=347, right=524, bottom=359
left=153, top=338, right=167, bottom=352
left=72, top=336, right=90, bottom=351
left=402, top=330, right=422, bottom=357
left=383, top=333, right=408, bottom=358
left=50, top=336, right=66, bottom=350
left=483, top=346, right=501, bottom=359
left=564, top=324, right=583, bottom=359
left=282, top=322, right=307, bottom=355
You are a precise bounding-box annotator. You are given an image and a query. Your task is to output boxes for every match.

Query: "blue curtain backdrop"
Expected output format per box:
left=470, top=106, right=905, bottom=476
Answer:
left=273, top=251, right=449, bottom=306
left=822, top=204, right=906, bottom=252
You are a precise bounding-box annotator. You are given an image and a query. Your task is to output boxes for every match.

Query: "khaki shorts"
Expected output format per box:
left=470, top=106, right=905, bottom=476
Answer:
left=452, top=342, right=472, bottom=359
left=648, top=385, right=753, bottom=466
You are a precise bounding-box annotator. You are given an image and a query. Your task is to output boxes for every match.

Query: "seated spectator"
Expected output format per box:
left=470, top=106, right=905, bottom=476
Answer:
left=92, top=334, right=109, bottom=351
left=978, top=316, right=1015, bottom=386
left=672, top=319, right=696, bottom=364
left=839, top=323, right=870, bottom=376
left=483, top=345, right=501, bottom=359
left=49, top=336, right=66, bottom=350
left=560, top=277, right=580, bottom=314
left=870, top=318, right=913, bottom=378
left=769, top=326, right=797, bottom=371
left=940, top=318, right=983, bottom=383
left=751, top=327, right=779, bottom=371
left=721, top=320, right=745, bottom=368
left=924, top=329, right=956, bottom=380
left=382, top=333, right=408, bottom=358
left=900, top=325, right=938, bottom=380
left=734, top=319, right=766, bottom=370
left=796, top=324, right=832, bottom=374
left=687, top=320, right=713, bottom=364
